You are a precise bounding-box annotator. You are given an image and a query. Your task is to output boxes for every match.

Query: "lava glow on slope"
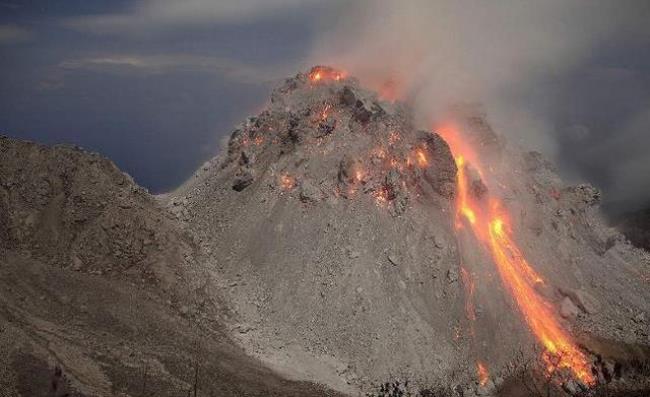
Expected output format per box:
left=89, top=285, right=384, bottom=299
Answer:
left=438, top=123, right=595, bottom=385
left=477, top=361, right=490, bottom=387
left=309, top=66, right=346, bottom=83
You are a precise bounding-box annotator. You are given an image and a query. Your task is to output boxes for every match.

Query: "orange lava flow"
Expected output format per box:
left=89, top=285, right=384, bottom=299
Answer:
left=439, top=124, right=595, bottom=385
left=477, top=361, right=490, bottom=386
left=309, top=66, right=346, bottom=83
left=455, top=156, right=477, bottom=227
left=460, top=266, right=476, bottom=322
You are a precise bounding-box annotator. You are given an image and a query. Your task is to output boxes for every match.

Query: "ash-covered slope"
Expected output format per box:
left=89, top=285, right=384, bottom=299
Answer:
left=0, top=137, right=195, bottom=288
left=173, top=67, right=466, bottom=392
left=172, top=67, right=650, bottom=394
left=437, top=108, right=650, bottom=393
left=0, top=137, right=344, bottom=397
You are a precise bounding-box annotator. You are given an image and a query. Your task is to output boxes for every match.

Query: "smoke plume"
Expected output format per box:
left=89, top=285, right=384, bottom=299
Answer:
left=308, top=0, right=650, bottom=212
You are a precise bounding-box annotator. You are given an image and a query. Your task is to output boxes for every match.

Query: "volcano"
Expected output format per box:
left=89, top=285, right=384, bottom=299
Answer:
left=1, top=67, right=649, bottom=396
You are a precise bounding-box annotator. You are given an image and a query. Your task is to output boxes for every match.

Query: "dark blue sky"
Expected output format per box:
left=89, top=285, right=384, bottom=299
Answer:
left=0, top=0, right=327, bottom=192
left=1, top=1, right=649, bottom=213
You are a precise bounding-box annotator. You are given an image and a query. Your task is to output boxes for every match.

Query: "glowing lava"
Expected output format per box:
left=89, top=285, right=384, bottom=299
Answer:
left=280, top=173, right=296, bottom=190
left=354, top=163, right=366, bottom=183
left=455, top=156, right=477, bottom=227
left=415, top=148, right=428, bottom=168
left=320, top=103, right=332, bottom=121
left=477, top=361, right=490, bottom=387
left=374, top=184, right=392, bottom=207
left=439, top=124, right=595, bottom=385
left=388, top=131, right=400, bottom=145
left=309, top=66, right=346, bottom=83
left=460, top=266, right=477, bottom=322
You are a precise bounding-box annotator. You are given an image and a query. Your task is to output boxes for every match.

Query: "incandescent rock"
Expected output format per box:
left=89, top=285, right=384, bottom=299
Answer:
left=418, top=131, right=457, bottom=199
left=171, top=67, right=468, bottom=391
left=466, top=165, right=487, bottom=199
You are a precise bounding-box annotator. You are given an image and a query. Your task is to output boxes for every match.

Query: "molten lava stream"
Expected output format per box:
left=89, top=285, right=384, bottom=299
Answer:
left=440, top=125, right=595, bottom=386
left=477, top=361, right=489, bottom=387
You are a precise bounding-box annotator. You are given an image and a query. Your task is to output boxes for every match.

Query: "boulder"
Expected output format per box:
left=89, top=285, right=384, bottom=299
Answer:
left=299, top=181, right=320, bottom=203
left=560, top=296, right=579, bottom=319
left=418, top=131, right=457, bottom=199
left=559, top=288, right=601, bottom=314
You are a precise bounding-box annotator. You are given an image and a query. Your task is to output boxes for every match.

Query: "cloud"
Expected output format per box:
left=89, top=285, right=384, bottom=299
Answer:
left=311, top=1, right=646, bottom=123
left=57, top=53, right=291, bottom=84
left=63, top=0, right=325, bottom=35
left=0, top=24, right=33, bottom=44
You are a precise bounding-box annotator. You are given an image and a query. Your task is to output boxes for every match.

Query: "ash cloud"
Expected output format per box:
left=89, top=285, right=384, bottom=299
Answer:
left=308, top=1, right=650, bottom=212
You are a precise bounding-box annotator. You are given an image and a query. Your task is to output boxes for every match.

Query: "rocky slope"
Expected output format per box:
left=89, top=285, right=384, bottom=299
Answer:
left=171, top=67, right=466, bottom=393
left=0, top=136, right=343, bottom=396
left=171, top=67, right=650, bottom=395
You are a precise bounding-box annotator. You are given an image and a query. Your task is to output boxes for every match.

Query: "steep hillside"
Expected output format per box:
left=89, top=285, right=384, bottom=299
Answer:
left=0, top=136, right=343, bottom=397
